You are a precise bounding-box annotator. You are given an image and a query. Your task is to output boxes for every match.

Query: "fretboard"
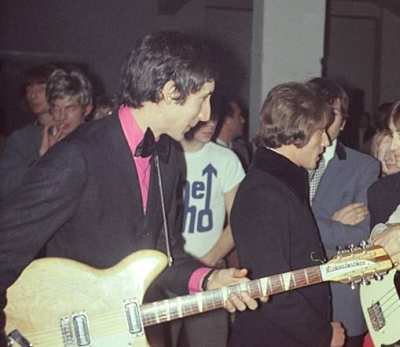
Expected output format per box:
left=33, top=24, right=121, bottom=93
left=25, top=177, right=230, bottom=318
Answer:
left=140, top=265, right=322, bottom=327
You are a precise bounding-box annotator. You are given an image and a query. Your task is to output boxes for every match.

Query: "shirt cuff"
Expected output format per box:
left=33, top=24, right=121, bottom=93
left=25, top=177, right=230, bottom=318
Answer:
left=188, top=267, right=212, bottom=294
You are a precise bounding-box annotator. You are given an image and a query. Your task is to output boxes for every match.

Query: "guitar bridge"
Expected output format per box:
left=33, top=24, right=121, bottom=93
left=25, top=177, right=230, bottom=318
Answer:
left=367, top=302, right=386, bottom=331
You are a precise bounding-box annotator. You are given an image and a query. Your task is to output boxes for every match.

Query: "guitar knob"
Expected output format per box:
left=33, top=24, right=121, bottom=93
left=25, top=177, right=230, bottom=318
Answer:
left=351, top=282, right=357, bottom=290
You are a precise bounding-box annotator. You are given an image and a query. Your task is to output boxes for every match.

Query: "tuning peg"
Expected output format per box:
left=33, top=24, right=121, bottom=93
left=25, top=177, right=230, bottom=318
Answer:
left=362, top=278, right=370, bottom=286
left=348, top=244, right=355, bottom=252
left=359, top=240, right=367, bottom=249
left=374, top=273, right=383, bottom=281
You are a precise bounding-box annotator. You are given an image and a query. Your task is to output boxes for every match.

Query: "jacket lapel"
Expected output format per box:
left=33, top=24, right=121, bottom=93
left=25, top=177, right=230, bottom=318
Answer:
left=103, top=115, right=145, bottom=218
left=315, top=151, right=345, bottom=199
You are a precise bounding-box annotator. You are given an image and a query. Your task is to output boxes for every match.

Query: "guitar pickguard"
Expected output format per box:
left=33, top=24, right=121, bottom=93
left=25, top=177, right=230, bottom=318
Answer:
left=360, top=268, right=400, bottom=347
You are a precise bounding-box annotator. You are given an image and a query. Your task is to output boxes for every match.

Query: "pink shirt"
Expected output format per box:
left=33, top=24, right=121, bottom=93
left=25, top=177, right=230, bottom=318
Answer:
left=118, top=106, right=211, bottom=292
left=119, top=106, right=151, bottom=213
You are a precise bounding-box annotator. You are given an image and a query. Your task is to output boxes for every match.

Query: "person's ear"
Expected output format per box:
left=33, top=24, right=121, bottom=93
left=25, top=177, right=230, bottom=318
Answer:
left=84, top=104, right=93, bottom=118
left=161, top=80, right=180, bottom=104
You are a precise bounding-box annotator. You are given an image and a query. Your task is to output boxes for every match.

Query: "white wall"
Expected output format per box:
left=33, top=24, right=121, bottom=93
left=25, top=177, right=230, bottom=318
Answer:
left=249, top=0, right=326, bottom=139
left=328, top=0, right=400, bottom=117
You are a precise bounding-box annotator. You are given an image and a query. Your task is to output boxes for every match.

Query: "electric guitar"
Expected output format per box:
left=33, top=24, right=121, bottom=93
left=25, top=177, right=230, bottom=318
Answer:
left=5, top=244, right=393, bottom=347
left=360, top=267, right=400, bottom=347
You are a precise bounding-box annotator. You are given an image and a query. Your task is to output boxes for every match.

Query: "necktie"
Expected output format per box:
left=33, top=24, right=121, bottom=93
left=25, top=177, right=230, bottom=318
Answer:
left=134, top=127, right=170, bottom=163
left=309, top=156, right=326, bottom=204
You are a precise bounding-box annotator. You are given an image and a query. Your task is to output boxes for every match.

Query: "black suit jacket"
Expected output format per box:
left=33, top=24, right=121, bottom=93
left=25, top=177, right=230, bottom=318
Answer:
left=0, top=113, right=199, bottom=333
left=368, top=171, right=400, bottom=228
left=0, top=121, right=42, bottom=200
left=230, top=147, right=332, bottom=347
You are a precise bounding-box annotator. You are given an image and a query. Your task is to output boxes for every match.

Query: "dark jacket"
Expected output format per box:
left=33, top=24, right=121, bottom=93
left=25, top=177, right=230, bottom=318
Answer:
left=368, top=171, right=400, bottom=228
left=230, top=147, right=332, bottom=347
left=0, top=121, right=42, bottom=200
left=0, top=113, right=199, bottom=336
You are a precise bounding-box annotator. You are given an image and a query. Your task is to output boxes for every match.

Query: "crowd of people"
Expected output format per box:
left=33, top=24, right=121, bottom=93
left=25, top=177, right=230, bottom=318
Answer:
left=0, top=30, right=399, bottom=347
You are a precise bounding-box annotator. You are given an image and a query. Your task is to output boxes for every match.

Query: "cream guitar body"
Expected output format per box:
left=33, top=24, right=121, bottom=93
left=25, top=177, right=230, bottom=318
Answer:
left=6, top=250, right=166, bottom=347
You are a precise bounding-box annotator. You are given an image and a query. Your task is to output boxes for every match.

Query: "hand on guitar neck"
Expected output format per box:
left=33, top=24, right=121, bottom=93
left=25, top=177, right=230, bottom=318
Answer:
left=206, top=268, right=269, bottom=312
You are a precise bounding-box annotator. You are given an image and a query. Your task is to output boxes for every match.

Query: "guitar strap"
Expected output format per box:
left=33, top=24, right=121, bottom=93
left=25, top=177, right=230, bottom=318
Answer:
left=154, top=154, right=173, bottom=267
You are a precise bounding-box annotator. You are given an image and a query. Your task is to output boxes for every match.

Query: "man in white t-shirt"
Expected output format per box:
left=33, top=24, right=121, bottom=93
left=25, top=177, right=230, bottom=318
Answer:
left=175, top=111, right=245, bottom=346
left=179, top=116, right=244, bottom=265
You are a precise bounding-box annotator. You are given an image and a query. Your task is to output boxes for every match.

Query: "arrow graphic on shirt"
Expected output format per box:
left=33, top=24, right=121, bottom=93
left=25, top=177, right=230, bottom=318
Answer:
left=202, top=164, right=217, bottom=211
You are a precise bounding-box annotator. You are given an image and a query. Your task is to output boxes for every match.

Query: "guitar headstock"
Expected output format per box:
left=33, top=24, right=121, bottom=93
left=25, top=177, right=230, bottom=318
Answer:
left=320, top=243, right=393, bottom=286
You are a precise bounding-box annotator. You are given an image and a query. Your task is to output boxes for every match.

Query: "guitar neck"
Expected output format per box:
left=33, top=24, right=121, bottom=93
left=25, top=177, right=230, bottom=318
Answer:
left=140, top=265, right=322, bottom=327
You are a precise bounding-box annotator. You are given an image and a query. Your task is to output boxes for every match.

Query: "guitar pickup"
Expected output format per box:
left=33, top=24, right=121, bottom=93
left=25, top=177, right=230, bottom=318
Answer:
left=124, top=299, right=144, bottom=336
left=367, top=302, right=386, bottom=331
left=59, top=311, right=91, bottom=347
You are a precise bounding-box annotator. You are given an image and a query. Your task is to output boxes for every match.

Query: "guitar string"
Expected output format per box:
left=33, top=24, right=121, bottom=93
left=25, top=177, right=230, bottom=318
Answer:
left=378, top=287, right=400, bottom=319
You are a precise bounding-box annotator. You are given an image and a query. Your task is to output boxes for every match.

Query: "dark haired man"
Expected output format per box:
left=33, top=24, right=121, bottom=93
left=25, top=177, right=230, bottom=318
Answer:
left=0, top=64, right=55, bottom=200
left=0, top=31, right=263, bottom=347
left=307, top=77, right=379, bottom=347
left=213, top=96, right=252, bottom=171
left=230, top=82, right=345, bottom=346
left=175, top=107, right=245, bottom=346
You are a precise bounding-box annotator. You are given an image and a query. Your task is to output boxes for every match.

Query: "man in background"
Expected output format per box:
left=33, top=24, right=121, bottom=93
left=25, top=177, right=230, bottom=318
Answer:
left=0, top=68, right=93, bottom=200
left=174, top=103, right=245, bottom=346
left=213, top=96, right=252, bottom=171
left=0, top=64, right=55, bottom=199
left=307, top=77, right=380, bottom=347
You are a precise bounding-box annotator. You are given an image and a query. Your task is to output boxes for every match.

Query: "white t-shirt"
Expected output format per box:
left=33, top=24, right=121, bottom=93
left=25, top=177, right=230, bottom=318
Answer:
left=180, top=142, right=245, bottom=258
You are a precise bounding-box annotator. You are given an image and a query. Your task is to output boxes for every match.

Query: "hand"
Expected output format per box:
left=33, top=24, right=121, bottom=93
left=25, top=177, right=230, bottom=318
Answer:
left=331, top=202, right=368, bottom=226
left=207, top=268, right=269, bottom=313
left=372, top=223, right=400, bottom=269
left=330, top=321, right=345, bottom=347
left=39, top=122, right=64, bottom=156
